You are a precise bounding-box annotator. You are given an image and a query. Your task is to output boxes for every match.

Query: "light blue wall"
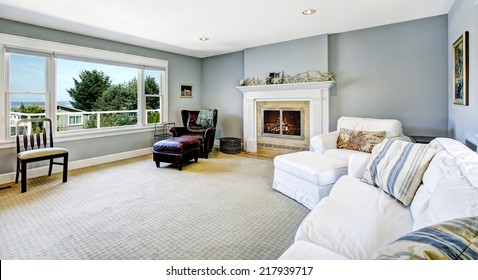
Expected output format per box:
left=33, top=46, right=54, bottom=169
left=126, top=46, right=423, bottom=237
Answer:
left=448, top=0, right=478, bottom=146
left=201, top=51, right=244, bottom=139
left=328, top=15, right=449, bottom=135
left=202, top=16, right=448, bottom=139
left=244, top=35, right=329, bottom=79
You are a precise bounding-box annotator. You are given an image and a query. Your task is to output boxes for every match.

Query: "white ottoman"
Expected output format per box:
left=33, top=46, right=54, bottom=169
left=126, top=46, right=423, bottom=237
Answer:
left=273, top=151, right=347, bottom=210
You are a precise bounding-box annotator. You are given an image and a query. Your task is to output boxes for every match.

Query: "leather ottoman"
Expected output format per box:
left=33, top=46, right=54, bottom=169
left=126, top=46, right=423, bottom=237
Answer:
left=153, top=136, right=200, bottom=170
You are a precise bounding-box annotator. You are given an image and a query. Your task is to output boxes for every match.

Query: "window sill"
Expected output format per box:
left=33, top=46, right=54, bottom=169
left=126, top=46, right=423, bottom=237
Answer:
left=0, top=125, right=155, bottom=150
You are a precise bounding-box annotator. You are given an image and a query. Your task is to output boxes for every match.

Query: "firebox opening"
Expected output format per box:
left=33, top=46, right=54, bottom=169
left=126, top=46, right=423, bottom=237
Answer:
left=262, top=108, right=303, bottom=139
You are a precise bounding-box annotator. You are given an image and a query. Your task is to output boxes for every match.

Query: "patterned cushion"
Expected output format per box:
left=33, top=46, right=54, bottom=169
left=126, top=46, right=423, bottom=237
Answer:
left=336, top=128, right=386, bottom=153
left=196, top=109, right=215, bottom=127
left=362, top=139, right=436, bottom=206
left=372, top=216, right=478, bottom=260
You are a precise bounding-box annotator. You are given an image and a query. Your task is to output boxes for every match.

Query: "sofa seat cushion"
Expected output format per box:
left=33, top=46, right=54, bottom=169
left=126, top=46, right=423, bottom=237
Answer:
left=301, top=176, right=413, bottom=259
left=274, top=151, right=347, bottom=186
left=278, top=241, right=349, bottom=260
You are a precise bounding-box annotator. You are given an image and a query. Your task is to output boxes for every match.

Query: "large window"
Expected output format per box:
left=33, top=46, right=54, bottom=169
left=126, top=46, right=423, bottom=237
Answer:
left=2, top=35, right=168, bottom=140
left=56, top=58, right=140, bottom=131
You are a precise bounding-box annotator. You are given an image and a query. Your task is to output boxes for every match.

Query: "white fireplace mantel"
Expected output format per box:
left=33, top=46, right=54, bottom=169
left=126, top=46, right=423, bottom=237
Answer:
left=236, top=81, right=335, bottom=152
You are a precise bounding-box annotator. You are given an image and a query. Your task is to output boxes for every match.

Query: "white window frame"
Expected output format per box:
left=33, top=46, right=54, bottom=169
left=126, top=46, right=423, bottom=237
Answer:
left=143, top=68, right=163, bottom=125
left=0, top=33, right=168, bottom=147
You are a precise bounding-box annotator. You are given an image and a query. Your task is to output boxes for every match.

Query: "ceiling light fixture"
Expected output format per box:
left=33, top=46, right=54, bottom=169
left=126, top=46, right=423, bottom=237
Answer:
left=199, top=37, right=209, bottom=41
left=302, top=9, right=317, bottom=15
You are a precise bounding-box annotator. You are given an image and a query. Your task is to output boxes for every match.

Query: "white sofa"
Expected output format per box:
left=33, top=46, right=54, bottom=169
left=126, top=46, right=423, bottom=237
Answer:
left=279, top=137, right=478, bottom=260
left=311, top=116, right=411, bottom=161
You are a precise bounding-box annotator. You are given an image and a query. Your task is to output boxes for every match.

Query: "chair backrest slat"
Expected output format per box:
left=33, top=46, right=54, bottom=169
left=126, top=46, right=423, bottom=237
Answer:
left=30, top=133, right=35, bottom=150
left=43, top=130, right=47, bottom=148
left=23, top=133, right=28, bottom=151
left=16, top=118, right=54, bottom=152
left=36, top=131, right=41, bottom=148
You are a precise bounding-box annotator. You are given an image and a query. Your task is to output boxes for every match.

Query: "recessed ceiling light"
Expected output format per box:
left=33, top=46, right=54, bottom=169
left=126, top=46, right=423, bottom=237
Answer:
left=302, top=9, right=317, bottom=15
left=199, top=37, right=209, bottom=41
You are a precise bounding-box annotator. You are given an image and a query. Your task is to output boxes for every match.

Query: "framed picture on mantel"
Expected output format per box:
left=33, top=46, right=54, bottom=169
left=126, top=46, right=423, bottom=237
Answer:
left=452, top=31, right=469, bottom=106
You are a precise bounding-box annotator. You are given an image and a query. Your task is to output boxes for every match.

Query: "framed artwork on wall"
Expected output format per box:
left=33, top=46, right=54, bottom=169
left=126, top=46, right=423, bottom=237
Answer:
left=452, top=31, right=469, bottom=106
left=180, top=84, right=193, bottom=98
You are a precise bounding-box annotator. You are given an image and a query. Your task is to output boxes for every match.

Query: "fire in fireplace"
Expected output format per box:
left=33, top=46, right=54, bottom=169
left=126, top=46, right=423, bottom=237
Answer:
left=262, top=109, right=303, bottom=138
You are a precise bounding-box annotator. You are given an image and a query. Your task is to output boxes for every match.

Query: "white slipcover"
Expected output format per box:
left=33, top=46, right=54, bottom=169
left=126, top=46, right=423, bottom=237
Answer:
left=282, top=137, right=478, bottom=260
left=300, top=176, right=413, bottom=259
left=273, top=151, right=347, bottom=210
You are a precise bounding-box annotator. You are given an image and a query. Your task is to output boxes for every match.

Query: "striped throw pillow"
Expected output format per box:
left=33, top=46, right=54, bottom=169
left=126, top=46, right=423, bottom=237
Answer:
left=362, top=139, right=436, bottom=206
left=372, top=216, right=478, bottom=260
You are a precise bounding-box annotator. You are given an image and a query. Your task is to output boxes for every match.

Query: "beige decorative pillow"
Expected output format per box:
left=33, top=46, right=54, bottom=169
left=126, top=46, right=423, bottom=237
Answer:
left=336, top=128, right=386, bottom=153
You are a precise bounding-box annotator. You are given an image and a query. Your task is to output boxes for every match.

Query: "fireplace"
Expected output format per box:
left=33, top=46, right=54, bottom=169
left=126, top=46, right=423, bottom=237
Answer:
left=262, top=109, right=303, bottom=139
left=257, top=101, right=309, bottom=151
left=236, top=81, right=335, bottom=153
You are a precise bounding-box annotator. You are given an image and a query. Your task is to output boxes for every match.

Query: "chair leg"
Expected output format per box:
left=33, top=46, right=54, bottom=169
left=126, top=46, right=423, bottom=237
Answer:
left=48, top=159, right=54, bottom=176
left=21, top=161, right=27, bottom=193
left=62, top=154, right=68, bottom=183
left=15, top=160, right=20, bottom=184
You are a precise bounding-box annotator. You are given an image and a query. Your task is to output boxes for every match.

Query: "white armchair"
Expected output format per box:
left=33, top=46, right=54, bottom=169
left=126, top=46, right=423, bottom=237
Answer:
left=311, top=116, right=411, bottom=161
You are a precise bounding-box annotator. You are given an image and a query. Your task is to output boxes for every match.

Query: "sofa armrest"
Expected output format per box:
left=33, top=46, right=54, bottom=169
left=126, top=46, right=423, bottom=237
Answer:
left=348, top=153, right=371, bottom=178
left=390, top=135, right=413, bottom=142
left=310, top=131, right=339, bottom=154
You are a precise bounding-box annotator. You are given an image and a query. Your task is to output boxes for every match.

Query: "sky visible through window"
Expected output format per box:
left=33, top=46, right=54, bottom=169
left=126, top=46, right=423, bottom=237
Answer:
left=9, top=54, right=46, bottom=94
left=10, top=54, right=138, bottom=104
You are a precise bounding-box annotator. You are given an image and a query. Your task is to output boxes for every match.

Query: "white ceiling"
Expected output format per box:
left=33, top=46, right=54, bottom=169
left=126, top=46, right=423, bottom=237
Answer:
left=0, top=0, right=455, bottom=58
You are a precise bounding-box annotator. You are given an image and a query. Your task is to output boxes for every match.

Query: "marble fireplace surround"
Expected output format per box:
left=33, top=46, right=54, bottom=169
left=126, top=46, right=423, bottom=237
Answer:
left=236, top=81, right=335, bottom=152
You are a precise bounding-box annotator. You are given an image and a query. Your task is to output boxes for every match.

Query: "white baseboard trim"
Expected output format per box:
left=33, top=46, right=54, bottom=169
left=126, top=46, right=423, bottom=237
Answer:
left=0, top=147, right=152, bottom=185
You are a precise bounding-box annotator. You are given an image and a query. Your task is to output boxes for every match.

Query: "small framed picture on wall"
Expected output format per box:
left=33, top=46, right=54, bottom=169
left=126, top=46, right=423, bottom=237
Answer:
left=180, top=84, right=193, bottom=98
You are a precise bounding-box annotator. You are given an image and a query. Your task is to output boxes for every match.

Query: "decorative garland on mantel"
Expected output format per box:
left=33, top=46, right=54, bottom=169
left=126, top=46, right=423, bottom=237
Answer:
left=239, top=70, right=335, bottom=86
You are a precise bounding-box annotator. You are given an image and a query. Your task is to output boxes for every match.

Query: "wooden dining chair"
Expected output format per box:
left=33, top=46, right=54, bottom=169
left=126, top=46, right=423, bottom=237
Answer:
left=15, top=118, right=69, bottom=193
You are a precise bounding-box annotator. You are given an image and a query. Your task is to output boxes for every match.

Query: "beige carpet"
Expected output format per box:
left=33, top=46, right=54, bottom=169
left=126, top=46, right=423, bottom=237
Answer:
left=0, top=149, right=309, bottom=260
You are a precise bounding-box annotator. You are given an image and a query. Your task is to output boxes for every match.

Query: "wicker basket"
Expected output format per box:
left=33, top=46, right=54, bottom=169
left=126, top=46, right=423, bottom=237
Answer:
left=219, top=137, right=242, bottom=154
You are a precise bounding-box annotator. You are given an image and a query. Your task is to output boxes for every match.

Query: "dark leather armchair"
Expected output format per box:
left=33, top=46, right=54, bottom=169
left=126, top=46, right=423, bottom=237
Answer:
left=170, top=109, right=218, bottom=158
